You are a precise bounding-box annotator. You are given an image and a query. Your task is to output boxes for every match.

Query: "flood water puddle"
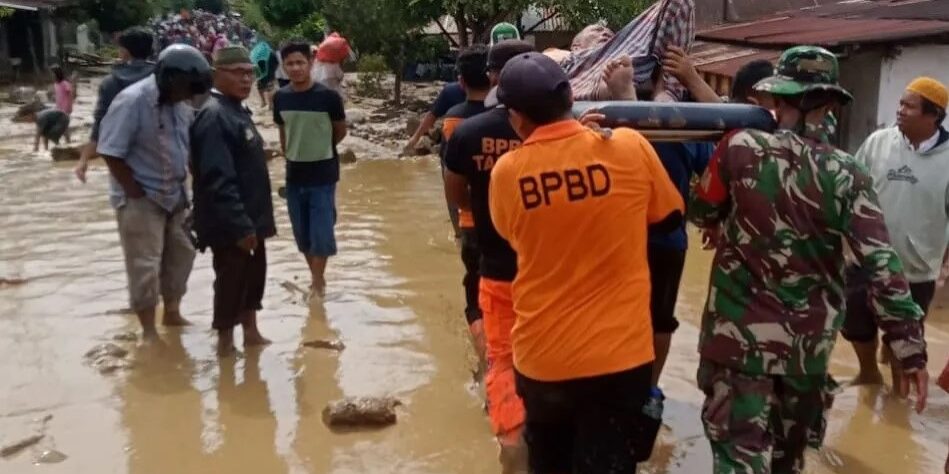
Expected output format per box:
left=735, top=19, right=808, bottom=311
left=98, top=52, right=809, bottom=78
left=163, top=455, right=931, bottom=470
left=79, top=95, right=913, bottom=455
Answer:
left=1, top=143, right=948, bottom=473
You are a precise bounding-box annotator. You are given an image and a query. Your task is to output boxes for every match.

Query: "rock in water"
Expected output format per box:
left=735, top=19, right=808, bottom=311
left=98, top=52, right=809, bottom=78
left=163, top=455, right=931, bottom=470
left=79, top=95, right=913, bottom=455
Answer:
left=35, top=449, right=67, bottom=464
left=322, top=397, right=401, bottom=427
left=340, top=149, right=357, bottom=164
left=0, top=434, right=43, bottom=458
left=413, top=136, right=434, bottom=156
left=303, top=339, right=345, bottom=351
left=51, top=146, right=81, bottom=162
left=405, top=114, right=421, bottom=135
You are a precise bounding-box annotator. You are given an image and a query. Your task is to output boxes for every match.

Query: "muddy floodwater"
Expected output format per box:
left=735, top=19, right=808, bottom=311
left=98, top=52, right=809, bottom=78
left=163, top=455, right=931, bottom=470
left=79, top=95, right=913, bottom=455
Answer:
left=3, top=118, right=949, bottom=473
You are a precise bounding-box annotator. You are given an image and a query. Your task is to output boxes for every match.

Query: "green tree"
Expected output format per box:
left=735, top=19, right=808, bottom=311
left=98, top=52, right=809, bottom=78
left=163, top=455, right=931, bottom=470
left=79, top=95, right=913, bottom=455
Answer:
left=258, top=0, right=318, bottom=28
left=554, top=0, right=652, bottom=31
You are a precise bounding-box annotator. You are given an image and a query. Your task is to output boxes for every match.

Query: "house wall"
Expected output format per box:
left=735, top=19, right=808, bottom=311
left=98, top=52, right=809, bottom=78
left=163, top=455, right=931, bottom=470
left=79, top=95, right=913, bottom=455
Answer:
left=838, top=49, right=884, bottom=152
left=877, top=44, right=949, bottom=129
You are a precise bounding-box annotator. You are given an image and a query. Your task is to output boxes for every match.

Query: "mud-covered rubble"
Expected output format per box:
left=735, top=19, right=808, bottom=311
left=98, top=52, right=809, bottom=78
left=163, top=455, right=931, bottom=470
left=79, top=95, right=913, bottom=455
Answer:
left=322, top=396, right=401, bottom=428
left=83, top=342, right=133, bottom=374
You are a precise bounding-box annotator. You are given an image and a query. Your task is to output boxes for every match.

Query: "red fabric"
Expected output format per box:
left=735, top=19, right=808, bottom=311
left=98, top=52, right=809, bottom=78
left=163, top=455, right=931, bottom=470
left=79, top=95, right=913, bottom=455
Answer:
left=696, top=130, right=736, bottom=205
left=480, top=278, right=525, bottom=440
left=939, top=358, right=949, bottom=393
left=317, top=33, right=351, bottom=63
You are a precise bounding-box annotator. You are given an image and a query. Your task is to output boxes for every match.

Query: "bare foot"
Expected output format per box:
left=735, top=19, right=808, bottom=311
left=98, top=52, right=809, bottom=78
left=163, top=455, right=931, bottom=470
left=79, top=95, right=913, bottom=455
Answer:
left=217, top=343, right=240, bottom=358
left=307, top=285, right=325, bottom=307
left=162, top=311, right=192, bottom=327
left=602, top=55, right=636, bottom=101
left=851, top=371, right=884, bottom=386
left=243, top=334, right=272, bottom=347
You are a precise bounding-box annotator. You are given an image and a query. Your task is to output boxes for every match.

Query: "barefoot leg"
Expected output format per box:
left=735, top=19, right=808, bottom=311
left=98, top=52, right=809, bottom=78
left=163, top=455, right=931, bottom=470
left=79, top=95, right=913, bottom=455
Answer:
left=851, top=339, right=884, bottom=385
left=218, top=328, right=237, bottom=357
left=241, top=310, right=272, bottom=347
left=161, top=298, right=192, bottom=326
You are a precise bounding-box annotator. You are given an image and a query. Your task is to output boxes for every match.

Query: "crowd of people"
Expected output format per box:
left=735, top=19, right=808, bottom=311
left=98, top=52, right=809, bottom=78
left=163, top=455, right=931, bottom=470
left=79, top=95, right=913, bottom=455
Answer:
left=45, top=0, right=949, bottom=472
left=151, top=9, right=255, bottom=61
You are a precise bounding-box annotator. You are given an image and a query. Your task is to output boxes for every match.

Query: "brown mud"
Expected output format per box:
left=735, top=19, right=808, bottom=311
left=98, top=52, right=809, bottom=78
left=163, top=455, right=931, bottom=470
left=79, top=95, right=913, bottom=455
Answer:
left=1, top=76, right=948, bottom=473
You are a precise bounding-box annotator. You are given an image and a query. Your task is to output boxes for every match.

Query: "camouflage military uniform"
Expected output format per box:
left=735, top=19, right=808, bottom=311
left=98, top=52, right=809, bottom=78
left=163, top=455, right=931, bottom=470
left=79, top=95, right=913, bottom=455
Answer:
left=690, top=46, right=927, bottom=474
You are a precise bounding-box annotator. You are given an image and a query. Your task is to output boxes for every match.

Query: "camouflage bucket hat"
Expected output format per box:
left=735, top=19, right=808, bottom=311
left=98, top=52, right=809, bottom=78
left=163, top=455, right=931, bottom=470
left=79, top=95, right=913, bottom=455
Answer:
left=754, top=45, right=853, bottom=104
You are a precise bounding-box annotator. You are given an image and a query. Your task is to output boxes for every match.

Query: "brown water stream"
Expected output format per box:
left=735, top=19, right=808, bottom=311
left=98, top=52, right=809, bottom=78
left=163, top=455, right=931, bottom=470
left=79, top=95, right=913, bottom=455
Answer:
left=1, top=125, right=948, bottom=473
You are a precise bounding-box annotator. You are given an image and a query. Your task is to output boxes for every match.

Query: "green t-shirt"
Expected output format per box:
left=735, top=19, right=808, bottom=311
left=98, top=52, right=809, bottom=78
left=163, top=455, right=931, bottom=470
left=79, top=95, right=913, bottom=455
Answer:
left=273, top=83, right=346, bottom=185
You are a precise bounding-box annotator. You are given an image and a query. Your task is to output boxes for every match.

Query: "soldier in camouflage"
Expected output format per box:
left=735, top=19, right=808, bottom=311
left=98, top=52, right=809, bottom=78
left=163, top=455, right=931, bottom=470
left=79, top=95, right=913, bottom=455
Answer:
left=689, top=45, right=930, bottom=474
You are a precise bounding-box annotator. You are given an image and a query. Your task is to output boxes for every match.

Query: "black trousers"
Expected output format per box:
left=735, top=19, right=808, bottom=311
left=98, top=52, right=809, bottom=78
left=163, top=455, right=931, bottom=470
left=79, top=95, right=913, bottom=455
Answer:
left=211, top=240, right=267, bottom=330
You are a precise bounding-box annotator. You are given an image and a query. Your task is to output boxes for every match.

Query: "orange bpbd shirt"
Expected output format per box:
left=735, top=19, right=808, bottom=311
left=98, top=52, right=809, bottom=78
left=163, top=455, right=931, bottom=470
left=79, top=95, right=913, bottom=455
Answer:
left=489, top=120, right=684, bottom=382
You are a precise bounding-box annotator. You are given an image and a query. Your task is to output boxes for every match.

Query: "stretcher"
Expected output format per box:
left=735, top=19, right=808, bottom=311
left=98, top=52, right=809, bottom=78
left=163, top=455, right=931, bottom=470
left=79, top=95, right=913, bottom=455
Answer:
left=573, top=101, right=776, bottom=142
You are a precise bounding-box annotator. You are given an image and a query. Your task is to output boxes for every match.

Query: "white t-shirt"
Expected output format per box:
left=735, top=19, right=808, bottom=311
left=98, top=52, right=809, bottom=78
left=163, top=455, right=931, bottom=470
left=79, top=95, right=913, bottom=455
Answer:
left=856, top=126, right=949, bottom=282
left=311, top=61, right=344, bottom=98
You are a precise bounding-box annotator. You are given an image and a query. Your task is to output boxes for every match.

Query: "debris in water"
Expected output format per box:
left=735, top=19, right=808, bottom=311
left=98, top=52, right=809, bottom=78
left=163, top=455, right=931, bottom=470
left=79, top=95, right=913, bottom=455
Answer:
left=303, top=339, right=345, bottom=351
left=340, top=148, right=357, bottom=164
left=111, top=332, right=137, bottom=342
left=51, top=146, right=81, bottom=162
left=84, top=343, right=128, bottom=360
left=322, top=397, right=401, bottom=428
left=35, top=449, right=67, bottom=464
left=280, top=280, right=309, bottom=298
left=84, top=343, right=133, bottom=374
left=0, top=277, right=28, bottom=286
left=104, top=308, right=133, bottom=315
left=0, top=434, right=44, bottom=458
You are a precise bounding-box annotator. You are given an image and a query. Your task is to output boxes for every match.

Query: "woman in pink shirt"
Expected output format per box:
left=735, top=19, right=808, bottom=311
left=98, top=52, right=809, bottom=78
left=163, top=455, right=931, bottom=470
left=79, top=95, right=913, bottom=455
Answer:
left=52, top=65, right=74, bottom=143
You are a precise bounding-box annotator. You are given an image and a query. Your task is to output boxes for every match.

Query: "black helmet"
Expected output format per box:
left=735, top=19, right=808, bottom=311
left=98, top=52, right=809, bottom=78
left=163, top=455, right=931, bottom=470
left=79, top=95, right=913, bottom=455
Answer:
left=156, top=44, right=212, bottom=102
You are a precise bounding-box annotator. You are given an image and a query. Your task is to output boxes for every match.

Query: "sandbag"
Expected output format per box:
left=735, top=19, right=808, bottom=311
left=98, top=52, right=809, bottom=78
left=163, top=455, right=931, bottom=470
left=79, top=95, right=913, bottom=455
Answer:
left=572, top=101, right=776, bottom=142
left=317, top=33, right=351, bottom=64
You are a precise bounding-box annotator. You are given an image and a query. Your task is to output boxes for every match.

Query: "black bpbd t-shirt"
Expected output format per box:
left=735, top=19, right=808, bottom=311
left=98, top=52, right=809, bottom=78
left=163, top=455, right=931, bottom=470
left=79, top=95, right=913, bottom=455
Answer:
left=272, top=83, right=345, bottom=186
left=444, top=107, right=521, bottom=281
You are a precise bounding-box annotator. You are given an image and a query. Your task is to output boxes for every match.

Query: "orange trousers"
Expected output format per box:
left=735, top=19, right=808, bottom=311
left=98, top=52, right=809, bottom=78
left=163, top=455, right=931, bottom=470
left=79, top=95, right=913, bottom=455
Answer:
left=479, top=277, right=525, bottom=445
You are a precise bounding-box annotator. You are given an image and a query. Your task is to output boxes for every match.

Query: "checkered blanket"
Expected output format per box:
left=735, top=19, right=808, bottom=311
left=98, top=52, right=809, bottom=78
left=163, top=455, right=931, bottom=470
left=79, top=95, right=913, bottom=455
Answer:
left=562, top=0, right=695, bottom=101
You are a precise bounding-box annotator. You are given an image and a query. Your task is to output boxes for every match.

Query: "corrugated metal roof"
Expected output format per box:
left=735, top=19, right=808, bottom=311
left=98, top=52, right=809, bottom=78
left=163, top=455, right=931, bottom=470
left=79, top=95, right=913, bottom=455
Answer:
left=699, top=16, right=949, bottom=47
left=697, top=0, right=949, bottom=47
left=691, top=40, right=781, bottom=77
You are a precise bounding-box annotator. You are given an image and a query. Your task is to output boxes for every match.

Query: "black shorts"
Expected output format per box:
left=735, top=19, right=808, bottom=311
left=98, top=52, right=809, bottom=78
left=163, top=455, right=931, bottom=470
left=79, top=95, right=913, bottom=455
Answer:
left=648, top=245, right=686, bottom=334
left=257, top=78, right=274, bottom=91
left=842, top=266, right=934, bottom=343
left=515, top=364, right=653, bottom=473
left=460, top=228, right=482, bottom=324
left=211, top=240, right=267, bottom=330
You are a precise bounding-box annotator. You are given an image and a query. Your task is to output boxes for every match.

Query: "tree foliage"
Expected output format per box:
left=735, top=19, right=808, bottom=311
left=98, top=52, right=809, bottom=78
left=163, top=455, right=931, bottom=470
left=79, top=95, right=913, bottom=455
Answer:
left=78, top=0, right=155, bottom=33
left=555, top=0, right=652, bottom=30
left=258, top=0, right=319, bottom=28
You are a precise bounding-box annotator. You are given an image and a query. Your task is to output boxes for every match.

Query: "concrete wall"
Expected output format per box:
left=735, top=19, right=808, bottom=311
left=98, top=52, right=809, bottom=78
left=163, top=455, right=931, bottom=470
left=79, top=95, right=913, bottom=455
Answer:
left=877, top=44, right=949, bottom=129
left=838, top=49, right=884, bottom=153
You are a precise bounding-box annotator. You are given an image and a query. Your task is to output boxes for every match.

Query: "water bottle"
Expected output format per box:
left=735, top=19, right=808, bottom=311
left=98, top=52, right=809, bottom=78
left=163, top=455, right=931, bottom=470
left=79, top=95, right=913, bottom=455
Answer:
left=633, top=386, right=664, bottom=463
left=643, top=387, right=665, bottom=420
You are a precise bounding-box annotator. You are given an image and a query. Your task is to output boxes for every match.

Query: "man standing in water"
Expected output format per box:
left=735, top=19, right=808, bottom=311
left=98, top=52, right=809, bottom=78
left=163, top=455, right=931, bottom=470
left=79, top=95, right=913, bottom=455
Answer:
left=441, top=45, right=491, bottom=368
left=273, top=40, right=347, bottom=303
left=489, top=52, right=684, bottom=472
left=443, top=40, right=534, bottom=472
left=689, top=46, right=928, bottom=473
left=97, top=44, right=211, bottom=341
left=190, top=46, right=276, bottom=356
left=844, top=77, right=949, bottom=388
left=75, top=27, right=155, bottom=183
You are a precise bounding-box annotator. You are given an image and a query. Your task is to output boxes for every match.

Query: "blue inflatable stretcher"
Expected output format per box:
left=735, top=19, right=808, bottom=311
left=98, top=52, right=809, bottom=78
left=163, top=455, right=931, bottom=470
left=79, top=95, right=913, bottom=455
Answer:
left=572, top=101, right=776, bottom=142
